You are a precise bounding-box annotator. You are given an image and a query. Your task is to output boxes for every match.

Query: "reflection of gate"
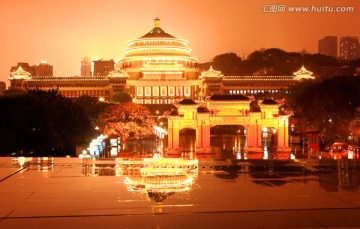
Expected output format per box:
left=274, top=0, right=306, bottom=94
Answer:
left=167, top=96, right=290, bottom=153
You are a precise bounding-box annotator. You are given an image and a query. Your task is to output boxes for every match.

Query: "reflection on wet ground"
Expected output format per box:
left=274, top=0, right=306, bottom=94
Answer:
left=1, top=155, right=360, bottom=228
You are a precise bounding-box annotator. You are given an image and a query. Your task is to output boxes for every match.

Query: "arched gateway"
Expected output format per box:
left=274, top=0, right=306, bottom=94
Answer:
left=167, top=95, right=290, bottom=153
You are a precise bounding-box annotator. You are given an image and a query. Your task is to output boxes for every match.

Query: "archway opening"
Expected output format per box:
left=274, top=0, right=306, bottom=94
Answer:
left=261, top=127, right=277, bottom=148
left=210, top=125, right=246, bottom=155
left=179, top=128, right=196, bottom=152
left=261, top=127, right=278, bottom=159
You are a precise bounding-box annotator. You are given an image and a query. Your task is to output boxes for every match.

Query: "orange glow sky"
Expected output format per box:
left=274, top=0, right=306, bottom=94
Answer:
left=1, top=0, right=359, bottom=86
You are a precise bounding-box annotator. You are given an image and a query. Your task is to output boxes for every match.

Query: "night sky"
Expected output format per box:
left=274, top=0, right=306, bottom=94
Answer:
left=1, top=0, right=359, bottom=86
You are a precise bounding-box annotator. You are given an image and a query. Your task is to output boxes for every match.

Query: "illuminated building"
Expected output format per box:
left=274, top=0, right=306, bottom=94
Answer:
left=167, top=95, right=291, bottom=153
left=80, top=57, right=92, bottom=76
left=8, top=66, right=127, bottom=100
left=93, top=59, right=115, bottom=76
left=118, top=18, right=201, bottom=104
left=8, top=18, right=314, bottom=102
left=200, top=65, right=314, bottom=96
left=318, top=36, right=337, bottom=58
left=340, top=36, right=360, bottom=60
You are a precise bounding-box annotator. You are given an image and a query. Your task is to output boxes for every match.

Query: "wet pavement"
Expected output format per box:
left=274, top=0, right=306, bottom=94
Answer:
left=0, top=156, right=360, bottom=229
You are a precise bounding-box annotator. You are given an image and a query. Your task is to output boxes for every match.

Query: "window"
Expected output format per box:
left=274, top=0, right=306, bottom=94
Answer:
left=153, top=87, right=159, bottom=97
left=137, top=87, right=143, bottom=96
left=145, top=87, right=151, bottom=97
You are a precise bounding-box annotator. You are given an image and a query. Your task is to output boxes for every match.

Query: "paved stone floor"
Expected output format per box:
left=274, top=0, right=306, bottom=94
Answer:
left=0, top=157, right=359, bottom=229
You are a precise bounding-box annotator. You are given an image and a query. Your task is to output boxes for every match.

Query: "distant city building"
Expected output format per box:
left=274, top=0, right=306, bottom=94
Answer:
left=93, top=59, right=115, bottom=76
left=0, top=81, right=6, bottom=95
left=10, top=62, right=35, bottom=76
left=318, top=36, right=337, bottom=58
left=33, top=61, right=53, bottom=77
left=81, top=57, right=92, bottom=77
left=340, top=36, right=360, bottom=60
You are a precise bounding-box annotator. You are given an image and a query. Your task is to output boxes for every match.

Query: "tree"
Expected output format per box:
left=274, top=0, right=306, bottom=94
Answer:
left=212, top=53, right=242, bottom=75
left=2, top=88, right=26, bottom=97
left=98, top=102, right=155, bottom=144
left=111, top=92, right=132, bottom=103
left=0, top=89, right=94, bottom=156
left=285, top=76, right=360, bottom=145
left=74, top=95, right=108, bottom=126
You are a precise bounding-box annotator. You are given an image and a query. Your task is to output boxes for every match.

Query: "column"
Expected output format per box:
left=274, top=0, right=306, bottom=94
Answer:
left=257, top=123, right=262, bottom=148
left=202, top=123, right=211, bottom=148
left=196, top=121, right=210, bottom=148
left=168, top=121, right=174, bottom=149
left=196, top=122, right=202, bottom=147
left=277, top=117, right=290, bottom=149
left=172, top=121, right=180, bottom=149
left=246, top=123, right=257, bottom=147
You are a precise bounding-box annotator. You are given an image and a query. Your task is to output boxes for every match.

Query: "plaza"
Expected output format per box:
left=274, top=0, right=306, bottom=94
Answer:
left=0, top=156, right=359, bottom=229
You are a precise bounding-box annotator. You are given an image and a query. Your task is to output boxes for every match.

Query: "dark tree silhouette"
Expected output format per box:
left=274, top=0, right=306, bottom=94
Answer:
left=0, top=89, right=94, bottom=156
left=111, top=92, right=133, bottom=104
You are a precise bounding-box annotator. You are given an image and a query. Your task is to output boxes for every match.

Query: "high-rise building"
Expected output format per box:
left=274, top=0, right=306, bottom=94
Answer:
left=93, top=59, right=115, bottom=76
left=81, top=57, right=92, bottom=76
left=318, top=36, right=337, bottom=58
left=340, top=36, right=360, bottom=60
left=34, top=61, right=53, bottom=76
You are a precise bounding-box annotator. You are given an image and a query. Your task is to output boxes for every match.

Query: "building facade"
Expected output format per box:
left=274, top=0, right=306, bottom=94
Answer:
left=93, top=59, right=115, bottom=76
left=34, top=61, right=53, bottom=77
left=318, top=36, right=337, bottom=58
left=340, top=36, right=360, bottom=60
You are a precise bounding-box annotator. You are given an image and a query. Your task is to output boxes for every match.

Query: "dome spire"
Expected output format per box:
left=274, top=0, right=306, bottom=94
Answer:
left=154, top=17, right=160, bottom=27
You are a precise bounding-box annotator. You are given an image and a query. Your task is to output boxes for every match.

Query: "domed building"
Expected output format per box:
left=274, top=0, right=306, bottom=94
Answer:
left=119, top=18, right=198, bottom=80
left=118, top=18, right=202, bottom=104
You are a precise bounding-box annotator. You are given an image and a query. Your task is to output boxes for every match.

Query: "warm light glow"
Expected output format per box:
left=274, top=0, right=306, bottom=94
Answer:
left=18, top=157, right=26, bottom=167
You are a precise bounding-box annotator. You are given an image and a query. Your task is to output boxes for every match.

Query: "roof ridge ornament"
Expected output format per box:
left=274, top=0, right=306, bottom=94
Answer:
left=10, top=66, right=31, bottom=80
left=154, top=17, right=160, bottom=27
left=200, top=66, right=224, bottom=78
left=293, top=65, right=315, bottom=80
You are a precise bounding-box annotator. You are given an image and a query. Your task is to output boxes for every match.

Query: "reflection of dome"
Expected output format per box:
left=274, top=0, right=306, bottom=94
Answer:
left=121, top=157, right=198, bottom=203
left=125, top=174, right=193, bottom=192
left=147, top=191, right=175, bottom=203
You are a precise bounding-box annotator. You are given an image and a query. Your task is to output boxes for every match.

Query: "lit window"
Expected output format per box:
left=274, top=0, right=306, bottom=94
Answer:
left=153, top=87, right=159, bottom=97
left=145, top=87, right=151, bottom=97
left=137, top=87, right=143, bottom=96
